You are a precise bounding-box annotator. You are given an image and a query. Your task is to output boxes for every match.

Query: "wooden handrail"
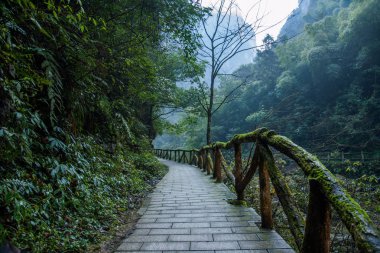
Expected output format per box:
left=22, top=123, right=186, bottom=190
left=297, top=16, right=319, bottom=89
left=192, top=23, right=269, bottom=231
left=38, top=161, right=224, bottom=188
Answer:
left=153, top=128, right=380, bottom=253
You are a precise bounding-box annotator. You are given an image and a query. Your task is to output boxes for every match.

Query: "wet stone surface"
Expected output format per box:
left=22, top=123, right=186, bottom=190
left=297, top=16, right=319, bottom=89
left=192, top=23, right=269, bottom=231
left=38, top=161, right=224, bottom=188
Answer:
left=115, top=159, right=294, bottom=253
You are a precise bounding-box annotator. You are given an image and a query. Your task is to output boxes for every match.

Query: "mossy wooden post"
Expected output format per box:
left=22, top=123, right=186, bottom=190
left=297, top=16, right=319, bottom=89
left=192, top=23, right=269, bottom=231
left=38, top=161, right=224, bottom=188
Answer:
left=214, top=148, right=222, bottom=183
left=202, top=151, right=208, bottom=172
left=259, top=143, right=304, bottom=250
left=263, top=131, right=380, bottom=252
left=193, top=153, right=198, bottom=166
left=234, top=143, right=244, bottom=201
left=258, top=148, right=273, bottom=229
left=204, top=151, right=208, bottom=173
left=198, top=151, right=204, bottom=170
left=184, top=151, right=187, bottom=163
left=207, top=153, right=213, bottom=175
left=199, top=150, right=204, bottom=170
left=212, top=148, right=217, bottom=179
left=302, top=180, right=331, bottom=253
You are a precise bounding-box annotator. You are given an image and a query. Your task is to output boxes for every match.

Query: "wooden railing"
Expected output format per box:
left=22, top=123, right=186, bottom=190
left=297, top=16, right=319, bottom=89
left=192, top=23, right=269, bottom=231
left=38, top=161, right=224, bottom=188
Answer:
left=153, top=128, right=380, bottom=253
left=154, top=149, right=198, bottom=164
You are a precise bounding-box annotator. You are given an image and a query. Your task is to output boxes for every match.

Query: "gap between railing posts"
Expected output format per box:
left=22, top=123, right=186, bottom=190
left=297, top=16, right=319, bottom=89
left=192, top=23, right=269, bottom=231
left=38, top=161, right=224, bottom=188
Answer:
left=153, top=127, right=380, bottom=253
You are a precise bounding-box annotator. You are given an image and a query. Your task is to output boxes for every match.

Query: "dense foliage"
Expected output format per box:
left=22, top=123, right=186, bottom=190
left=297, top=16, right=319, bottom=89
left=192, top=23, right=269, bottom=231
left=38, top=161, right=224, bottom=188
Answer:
left=168, top=0, right=380, bottom=163
left=215, top=0, right=380, bottom=152
left=0, top=0, right=205, bottom=251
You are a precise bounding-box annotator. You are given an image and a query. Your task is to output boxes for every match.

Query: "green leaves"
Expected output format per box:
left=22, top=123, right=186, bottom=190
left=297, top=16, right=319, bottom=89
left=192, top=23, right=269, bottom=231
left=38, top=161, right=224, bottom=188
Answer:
left=0, top=0, right=203, bottom=251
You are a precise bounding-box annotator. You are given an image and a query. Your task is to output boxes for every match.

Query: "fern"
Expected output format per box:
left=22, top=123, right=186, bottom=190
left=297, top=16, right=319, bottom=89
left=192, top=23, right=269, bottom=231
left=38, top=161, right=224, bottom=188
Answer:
left=33, top=47, right=63, bottom=126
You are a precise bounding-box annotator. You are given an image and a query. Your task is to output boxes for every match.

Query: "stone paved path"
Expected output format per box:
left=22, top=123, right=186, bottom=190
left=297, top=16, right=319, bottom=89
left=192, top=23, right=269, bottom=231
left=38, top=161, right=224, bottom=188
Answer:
left=115, top=159, right=295, bottom=253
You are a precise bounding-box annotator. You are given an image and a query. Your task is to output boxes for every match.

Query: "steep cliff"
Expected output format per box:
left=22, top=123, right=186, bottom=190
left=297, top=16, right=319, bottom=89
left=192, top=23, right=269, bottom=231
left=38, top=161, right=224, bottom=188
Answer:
left=279, top=0, right=352, bottom=38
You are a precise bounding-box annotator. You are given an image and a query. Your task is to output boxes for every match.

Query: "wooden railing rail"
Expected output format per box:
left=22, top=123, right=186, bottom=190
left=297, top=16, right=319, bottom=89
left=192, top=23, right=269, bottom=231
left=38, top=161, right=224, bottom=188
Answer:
left=153, top=128, right=380, bottom=253
left=154, top=148, right=198, bottom=165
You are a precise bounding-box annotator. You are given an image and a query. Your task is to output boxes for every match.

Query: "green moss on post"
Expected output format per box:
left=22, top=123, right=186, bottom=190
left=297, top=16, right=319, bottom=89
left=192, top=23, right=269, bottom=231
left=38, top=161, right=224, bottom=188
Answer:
left=214, top=148, right=222, bottom=183
left=302, top=179, right=331, bottom=253
left=259, top=143, right=304, bottom=251
left=207, top=153, right=213, bottom=175
left=258, top=148, right=273, bottom=229
left=262, top=132, right=380, bottom=252
left=234, top=143, right=244, bottom=201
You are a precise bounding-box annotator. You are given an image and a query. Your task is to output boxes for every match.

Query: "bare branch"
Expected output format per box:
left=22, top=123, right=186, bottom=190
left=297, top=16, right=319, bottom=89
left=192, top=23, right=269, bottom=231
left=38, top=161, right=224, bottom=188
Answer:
left=212, top=73, right=254, bottom=114
left=152, top=108, right=183, bottom=121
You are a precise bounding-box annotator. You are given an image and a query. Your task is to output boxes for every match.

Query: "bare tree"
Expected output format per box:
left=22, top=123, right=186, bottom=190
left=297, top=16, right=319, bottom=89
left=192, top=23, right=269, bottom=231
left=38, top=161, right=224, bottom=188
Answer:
left=198, top=0, right=264, bottom=144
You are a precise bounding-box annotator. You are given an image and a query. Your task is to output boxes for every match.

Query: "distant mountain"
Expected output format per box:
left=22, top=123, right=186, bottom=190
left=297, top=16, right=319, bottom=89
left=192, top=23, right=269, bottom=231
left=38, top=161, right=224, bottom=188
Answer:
left=177, top=12, right=256, bottom=90
left=200, top=13, right=256, bottom=87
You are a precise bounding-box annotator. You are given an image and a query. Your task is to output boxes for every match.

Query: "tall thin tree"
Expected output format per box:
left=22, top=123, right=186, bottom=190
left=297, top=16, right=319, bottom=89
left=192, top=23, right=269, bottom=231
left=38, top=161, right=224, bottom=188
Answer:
left=198, top=0, right=263, bottom=144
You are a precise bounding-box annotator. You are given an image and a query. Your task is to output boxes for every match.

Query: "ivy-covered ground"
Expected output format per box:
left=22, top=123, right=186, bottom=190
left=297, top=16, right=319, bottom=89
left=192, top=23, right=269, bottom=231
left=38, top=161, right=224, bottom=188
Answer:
left=0, top=137, right=167, bottom=252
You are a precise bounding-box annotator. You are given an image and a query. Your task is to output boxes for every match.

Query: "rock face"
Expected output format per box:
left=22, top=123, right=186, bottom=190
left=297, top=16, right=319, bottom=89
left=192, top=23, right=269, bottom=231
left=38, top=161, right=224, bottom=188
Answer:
left=279, top=0, right=353, bottom=39
left=278, top=0, right=313, bottom=39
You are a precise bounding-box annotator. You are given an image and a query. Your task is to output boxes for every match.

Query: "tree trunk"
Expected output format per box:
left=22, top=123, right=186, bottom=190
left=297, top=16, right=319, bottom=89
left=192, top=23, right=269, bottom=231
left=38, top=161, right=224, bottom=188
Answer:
left=206, top=74, right=215, bottom=145
left=206, top=109, right=212, bottom=145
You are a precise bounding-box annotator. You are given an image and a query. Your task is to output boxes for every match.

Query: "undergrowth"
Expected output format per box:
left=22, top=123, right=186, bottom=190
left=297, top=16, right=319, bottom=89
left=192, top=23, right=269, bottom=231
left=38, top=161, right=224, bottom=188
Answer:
left=0, top=132, right=166, bottom=252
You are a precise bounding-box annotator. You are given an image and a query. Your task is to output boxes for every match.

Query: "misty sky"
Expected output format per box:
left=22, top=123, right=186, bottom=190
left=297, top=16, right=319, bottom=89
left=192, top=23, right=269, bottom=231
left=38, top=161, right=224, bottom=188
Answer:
left=201, top=0, right=299, bottom=44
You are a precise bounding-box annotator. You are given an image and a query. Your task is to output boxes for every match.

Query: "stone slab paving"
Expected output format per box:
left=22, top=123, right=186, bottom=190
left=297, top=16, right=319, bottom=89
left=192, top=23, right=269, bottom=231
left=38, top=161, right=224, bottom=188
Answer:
left=115, top=159, right=295, bottom=253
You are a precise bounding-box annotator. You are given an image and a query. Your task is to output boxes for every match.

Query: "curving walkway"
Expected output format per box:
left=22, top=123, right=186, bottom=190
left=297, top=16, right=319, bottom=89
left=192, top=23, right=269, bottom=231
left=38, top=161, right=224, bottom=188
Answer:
left=115, top=159, right=294, bottom=253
